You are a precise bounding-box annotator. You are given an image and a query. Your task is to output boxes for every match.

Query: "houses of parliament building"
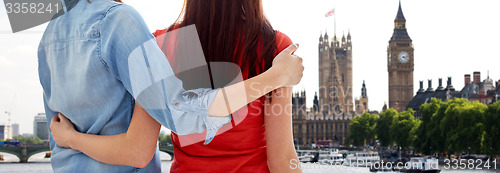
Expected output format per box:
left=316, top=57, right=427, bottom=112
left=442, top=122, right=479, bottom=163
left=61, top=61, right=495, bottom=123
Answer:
left=292, top=2, right=412, bottom=147
left=291, top=31, right=364, bottom=147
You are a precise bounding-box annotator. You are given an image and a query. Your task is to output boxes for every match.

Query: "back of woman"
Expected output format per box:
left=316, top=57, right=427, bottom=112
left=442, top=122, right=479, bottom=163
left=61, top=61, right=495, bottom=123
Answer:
left=153, top=0, right=292, bottom=172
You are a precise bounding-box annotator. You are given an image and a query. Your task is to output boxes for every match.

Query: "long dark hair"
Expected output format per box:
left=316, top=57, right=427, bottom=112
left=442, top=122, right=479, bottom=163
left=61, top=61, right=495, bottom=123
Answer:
left=168, top=0, right=277, bottom=80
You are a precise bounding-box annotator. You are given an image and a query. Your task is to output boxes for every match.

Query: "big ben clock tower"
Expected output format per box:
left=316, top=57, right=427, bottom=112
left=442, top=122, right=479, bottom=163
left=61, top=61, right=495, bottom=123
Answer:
left=388, top=1, right=414, bottom=112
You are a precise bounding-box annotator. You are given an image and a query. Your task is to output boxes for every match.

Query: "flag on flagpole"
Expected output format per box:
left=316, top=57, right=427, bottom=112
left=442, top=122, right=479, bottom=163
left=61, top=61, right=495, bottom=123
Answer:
left=325, top=8, right=335, bottom=17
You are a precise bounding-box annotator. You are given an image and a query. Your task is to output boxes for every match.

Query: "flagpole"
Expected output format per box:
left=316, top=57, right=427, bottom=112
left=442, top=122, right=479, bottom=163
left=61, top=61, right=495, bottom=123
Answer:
left=334, top=8, right=336, bottom=36
left=334, top=1, right=336, bottom=36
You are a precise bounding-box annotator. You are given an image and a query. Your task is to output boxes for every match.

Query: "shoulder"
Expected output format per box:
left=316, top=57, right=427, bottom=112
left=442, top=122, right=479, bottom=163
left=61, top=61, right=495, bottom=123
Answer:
left=99, top=3, right=151, bottom=43
left=152, top=29, right=167, bottom=38
left=275, top=31, right=293, bottom=53
left=40, top=0, right=123, bottom=45
left=152, top=23, right=183, bottom=37
left=99, top=2, right=156, bottom=71
left=102, top=3, right=143, bottom=24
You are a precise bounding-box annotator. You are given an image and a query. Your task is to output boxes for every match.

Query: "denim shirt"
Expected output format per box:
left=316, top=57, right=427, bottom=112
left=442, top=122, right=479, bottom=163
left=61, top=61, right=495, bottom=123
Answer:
left=38, top=0, right=230, bottom=172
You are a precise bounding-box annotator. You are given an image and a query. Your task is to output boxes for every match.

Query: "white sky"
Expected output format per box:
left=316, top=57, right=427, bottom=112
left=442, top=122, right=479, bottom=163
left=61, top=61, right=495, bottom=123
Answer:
left=0, top=0, right=499, bottom=134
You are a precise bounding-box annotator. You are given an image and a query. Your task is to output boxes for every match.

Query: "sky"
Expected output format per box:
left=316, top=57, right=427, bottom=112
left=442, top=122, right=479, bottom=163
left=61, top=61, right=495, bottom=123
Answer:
left=0, top=0, right=499, bottom=134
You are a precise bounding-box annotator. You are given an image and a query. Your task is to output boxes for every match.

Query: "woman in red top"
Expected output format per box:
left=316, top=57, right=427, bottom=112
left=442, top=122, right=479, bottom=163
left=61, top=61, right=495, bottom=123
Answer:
left=153, top=0, right=300, bottom=172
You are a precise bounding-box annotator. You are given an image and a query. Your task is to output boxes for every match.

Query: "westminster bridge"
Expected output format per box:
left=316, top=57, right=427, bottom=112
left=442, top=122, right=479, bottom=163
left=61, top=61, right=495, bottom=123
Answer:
left=0, top=145, right=174, bottom=163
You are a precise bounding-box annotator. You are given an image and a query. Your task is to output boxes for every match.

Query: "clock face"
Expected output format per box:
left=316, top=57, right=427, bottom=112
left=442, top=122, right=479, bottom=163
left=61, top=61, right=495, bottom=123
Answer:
left=398, top=51, right=410, bottom=63
left=348, top=46, right=351, bottom=50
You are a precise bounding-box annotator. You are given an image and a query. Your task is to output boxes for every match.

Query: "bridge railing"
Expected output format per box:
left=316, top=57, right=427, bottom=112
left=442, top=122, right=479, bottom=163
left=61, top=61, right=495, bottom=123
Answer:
left=0, top=145, right=51, bottom=163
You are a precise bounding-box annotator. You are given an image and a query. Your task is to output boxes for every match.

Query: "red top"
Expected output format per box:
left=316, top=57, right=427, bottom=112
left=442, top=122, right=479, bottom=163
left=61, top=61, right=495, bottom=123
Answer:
left=153, top=28, right=292, bottom=173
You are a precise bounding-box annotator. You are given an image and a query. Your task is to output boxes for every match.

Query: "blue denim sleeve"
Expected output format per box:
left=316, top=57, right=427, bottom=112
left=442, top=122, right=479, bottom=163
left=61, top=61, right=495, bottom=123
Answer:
left=43, top=95, right=59, bottom=150
left=99, top=4, right=230, bottom=144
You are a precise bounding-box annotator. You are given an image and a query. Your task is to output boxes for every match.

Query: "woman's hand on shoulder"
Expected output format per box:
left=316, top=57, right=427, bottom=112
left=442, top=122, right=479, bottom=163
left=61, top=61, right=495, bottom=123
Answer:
left=50, top=113, right=77, bottom=148
left=270, top=43, right=304, bottom=87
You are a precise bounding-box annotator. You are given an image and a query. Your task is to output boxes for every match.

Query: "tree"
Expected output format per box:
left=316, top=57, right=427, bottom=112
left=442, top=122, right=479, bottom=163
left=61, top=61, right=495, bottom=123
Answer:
left=428, top=98, right=451, bottom=155
left=376, top=108, right=397, bottom=147
left=409, top=118, right=421, bottom=152
left=414, top=98, right=442, bottom=155
left=158, top=134, right=172, bottom=146
left=363, top=113, right=378, bottom=145
left=349, top=117, right=364, bottom=146
left=482, top=101, right=500, bottom=157
left=440, top=98, right=486, bottom=155
left=12, top=135, right=43, bottom=145
left=458, top=101, right=486, bottom=154
left=390, top=109, right=418, bottom=151
left=348, top=113, right=378, bottom=146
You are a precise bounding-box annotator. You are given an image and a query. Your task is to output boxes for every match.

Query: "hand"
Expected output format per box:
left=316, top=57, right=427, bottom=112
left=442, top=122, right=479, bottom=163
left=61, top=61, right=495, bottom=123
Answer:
left=50, top=113, right=77, bottom=148
left=271, top=43, right=304, bottom=87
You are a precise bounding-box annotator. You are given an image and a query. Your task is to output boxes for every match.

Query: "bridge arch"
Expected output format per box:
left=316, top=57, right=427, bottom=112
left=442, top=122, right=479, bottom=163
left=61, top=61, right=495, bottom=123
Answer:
left=0, top=145, right=51, bottom=163
left=0, top=148, right=23, bottom=161
left=26, top=149, right=51, bottom=162
left=0, top=150, right=21, bottom=160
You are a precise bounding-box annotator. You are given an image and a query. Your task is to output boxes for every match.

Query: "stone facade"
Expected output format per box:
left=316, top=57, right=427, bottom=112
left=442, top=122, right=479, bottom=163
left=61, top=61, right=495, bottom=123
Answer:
left=292, top=92, right=351, bottom=147
left=318, top=31, right=353, bottom=115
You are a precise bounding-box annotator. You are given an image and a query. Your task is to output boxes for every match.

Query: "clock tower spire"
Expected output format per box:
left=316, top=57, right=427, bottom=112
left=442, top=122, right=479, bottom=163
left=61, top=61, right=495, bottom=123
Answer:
left=395, top=0, right=406, bottom=29
left=387, top=0, right=414, bottom=112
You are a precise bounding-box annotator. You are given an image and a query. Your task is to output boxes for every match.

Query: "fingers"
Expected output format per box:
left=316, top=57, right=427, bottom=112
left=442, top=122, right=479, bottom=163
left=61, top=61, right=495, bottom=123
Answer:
left=58, top=113, right=70, bottom=123
left=291, top=53, right=303, bottom=64
left=52, top=114, right=60, bottom=123
left=293, top=55, right=304, bottom=71
left=282, top=43, right=299, bottom=55
left=50, top=114, right=61, bottom=130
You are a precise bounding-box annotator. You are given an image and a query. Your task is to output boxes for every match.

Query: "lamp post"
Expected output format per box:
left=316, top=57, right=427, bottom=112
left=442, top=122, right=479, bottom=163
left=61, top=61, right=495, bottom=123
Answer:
left=448, top=146, right=451, bottom=160
left=468, top=146, right=471, bottom=158
left=490, top=147, right=493, bottom=161
left=399, top=146, right=402, bottom=160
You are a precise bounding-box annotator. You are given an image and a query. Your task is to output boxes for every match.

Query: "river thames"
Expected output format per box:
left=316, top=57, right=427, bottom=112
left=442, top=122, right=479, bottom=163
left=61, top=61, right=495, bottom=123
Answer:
left=1, top=152, right=499, bottom=173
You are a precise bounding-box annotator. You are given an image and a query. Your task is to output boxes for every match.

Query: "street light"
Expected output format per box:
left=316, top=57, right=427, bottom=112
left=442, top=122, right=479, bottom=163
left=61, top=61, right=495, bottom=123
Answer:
left=490, top=147, right=493, bottom=160
left=448, top=146, right=451, bottom=159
